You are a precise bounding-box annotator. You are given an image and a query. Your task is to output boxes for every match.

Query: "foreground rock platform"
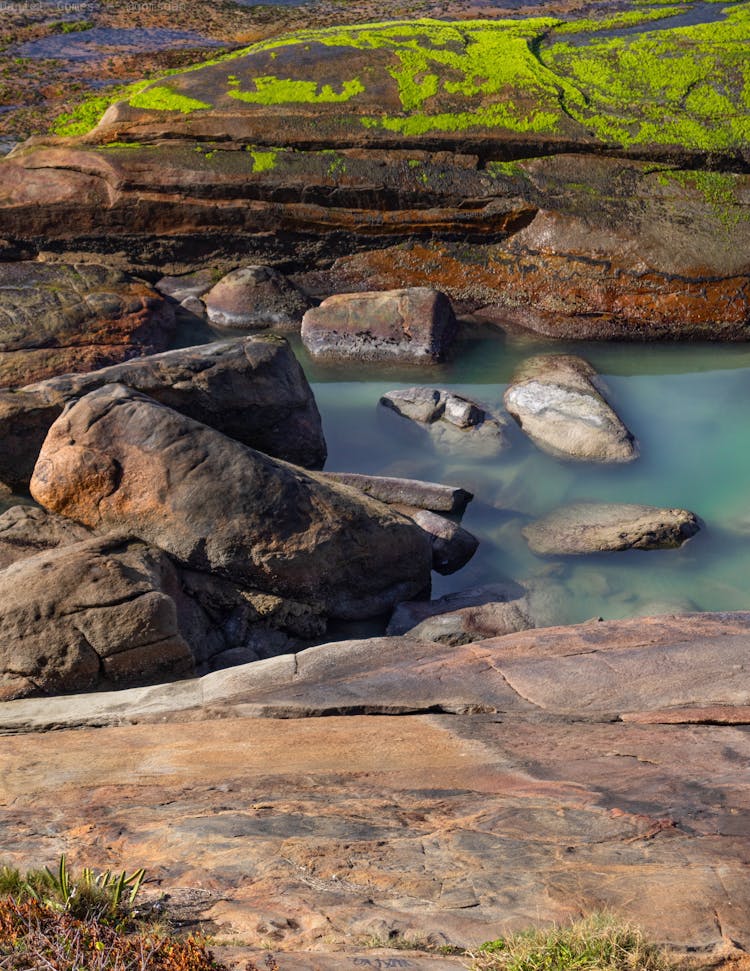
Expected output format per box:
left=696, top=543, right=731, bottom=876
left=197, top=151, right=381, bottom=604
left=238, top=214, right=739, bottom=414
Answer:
left=1, top=613, right=749, bottom=960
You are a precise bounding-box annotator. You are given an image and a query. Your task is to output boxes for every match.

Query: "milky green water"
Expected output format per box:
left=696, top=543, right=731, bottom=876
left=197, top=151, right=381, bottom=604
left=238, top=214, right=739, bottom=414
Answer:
left=290, top=329, right=750, bottom=626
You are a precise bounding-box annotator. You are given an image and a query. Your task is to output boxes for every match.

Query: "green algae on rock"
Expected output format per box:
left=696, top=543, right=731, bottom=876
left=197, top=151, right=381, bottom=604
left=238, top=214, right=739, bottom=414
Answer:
left=40, top=8, right=749, bottom=158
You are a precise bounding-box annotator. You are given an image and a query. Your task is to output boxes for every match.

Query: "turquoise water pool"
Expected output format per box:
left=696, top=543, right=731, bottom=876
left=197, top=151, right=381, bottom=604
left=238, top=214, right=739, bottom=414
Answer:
left=292, top=329, right=750, bottom=626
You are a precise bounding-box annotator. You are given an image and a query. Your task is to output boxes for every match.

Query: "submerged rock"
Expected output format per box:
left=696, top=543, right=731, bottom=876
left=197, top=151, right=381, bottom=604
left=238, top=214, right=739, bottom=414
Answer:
left=380, top=387, right=509, bottom=455
left=523, top=502, right=701, bottom=555
left=30, top=385, right=432, bottom=619
left=0, top=336, right=326, bottom=491
left=301, top=288, right=457, bottom=363
left=203, top=265, right=311, bottom=330
left=504, top=354, right=637, bottom=463
left=0, top=262, right=175, bottom=388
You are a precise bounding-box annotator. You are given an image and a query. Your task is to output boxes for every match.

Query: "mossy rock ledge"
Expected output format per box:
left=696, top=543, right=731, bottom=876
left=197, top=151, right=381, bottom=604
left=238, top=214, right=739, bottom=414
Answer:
left=2, top=14, right=750, bottom=338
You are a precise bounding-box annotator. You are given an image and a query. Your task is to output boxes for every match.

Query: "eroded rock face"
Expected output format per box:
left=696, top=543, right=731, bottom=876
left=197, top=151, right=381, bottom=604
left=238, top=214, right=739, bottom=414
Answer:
left=204, top=266, right=311, bottom=330
left=0, top=336, right=326, bottom=491
left=523, top=502, right=701, bottom=555
left=380, top=386, right=509, bottom=455
left=30, top=385, right=432, bottom=619
left=504, top=354, right=637, bottom=463
left=301, top=288, right=457, bottom=363
left=410, top=509, right=479, bottom=576
left=0, top=262, right=175, bottom=388
left=0, top=505, right=91, bottom=571
left=0, top=536, right=194, bottom=701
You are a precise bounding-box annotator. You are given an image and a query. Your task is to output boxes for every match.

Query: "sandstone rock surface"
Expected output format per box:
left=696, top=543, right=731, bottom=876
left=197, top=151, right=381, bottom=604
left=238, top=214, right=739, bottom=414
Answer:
left=204, top=266, right=311, bottom=329
left=523, top=502, right=701, bottom=555
left=504, top=355, right=637, bottom=462
left=0, top=336, right=326, bottom=490
left=0, top=262, right=174, bottom=388
left=30, top=385, right=432, bottom=619
left=381, top=387, right=509, bottom=455
left=0, top=504, right=91, bottom=570
left=302, top=288, right=457, bottom=363
left=320, top=472, right=473, bottom=514
left=2, top=613, right=750, bottom=959
left=0, top=536, right=194, bottom=701
left=388, top=582, right=533, bottom=644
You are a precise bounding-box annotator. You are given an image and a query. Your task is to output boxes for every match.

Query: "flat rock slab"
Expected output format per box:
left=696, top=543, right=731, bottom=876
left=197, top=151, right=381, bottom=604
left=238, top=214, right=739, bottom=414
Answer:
left=2, top=710, right=749, bottom=959
left=0, top=262, right=174, bottom=388
left=523, top=502, right=701, bottom=555
left=320, top=473, right=472, bottom=515
left=503, top=355, right=637, bottom=463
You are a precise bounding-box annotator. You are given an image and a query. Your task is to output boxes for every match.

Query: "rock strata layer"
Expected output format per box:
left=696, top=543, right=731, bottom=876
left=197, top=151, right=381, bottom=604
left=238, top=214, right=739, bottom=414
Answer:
left=0, top=336, right=326, bottom=490
left=301, top=288, right=457, bottom=362
left=0, top=262, right=175, bottom=388
left=504, top=354, right=637, bottom=463
left=523, top=502, right=701, bottom=555
left=30, top=384, right=432, bottom=619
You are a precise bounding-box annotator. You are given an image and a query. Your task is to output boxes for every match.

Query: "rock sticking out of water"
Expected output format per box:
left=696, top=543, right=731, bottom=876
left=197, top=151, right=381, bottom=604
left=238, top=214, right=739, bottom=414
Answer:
left=504, top=353, right=638, bottom=463
left=302, top=288, right=457, bottom=363
left=523, top=502, right=701, bottom=555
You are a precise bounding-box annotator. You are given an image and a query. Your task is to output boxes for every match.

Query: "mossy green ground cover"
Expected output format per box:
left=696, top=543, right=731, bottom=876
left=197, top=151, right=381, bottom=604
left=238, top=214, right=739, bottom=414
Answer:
left=51, top=4, right=750, bottom=152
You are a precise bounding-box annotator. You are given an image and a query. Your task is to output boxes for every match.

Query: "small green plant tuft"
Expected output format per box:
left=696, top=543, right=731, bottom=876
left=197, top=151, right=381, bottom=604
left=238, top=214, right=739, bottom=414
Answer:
left=471, top=914, right=673, bottom=971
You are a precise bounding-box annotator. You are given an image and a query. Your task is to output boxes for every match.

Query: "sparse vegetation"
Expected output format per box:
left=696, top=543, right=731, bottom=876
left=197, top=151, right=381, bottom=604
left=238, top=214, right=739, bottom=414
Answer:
left=471, top=914, right=674, bottom=971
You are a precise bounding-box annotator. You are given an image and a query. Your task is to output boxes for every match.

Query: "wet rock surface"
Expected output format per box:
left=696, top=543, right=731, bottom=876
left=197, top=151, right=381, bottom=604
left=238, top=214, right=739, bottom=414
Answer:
left=523, top=502, right=701, bottom=555
left=2, top=613, right=750, bottom=958
left=504, top=355, right=637, bottom=463
left=30, top=384, right=432, bottom=619
left=0, top=262, right=175, bottom=388
left=0, top=336, right=326, bottom=490
left=302, top=288, right=457, bottom=363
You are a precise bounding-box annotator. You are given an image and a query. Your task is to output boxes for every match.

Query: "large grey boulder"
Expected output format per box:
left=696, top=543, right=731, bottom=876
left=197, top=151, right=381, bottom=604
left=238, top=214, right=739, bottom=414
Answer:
left=503, top=355, right=637, bottom=463
left=0, top=536, right=194, bottom=701
left=301, top=288, right=457, bottom=363
left=203, top=266, right=311, bottom=329
left=0, top=336, right=326, bottom=490
left=380, top=387, right=509, bottom=455
left=523, top=502, right=701, bottom=555
left=30, top=385, right=432, bottom=619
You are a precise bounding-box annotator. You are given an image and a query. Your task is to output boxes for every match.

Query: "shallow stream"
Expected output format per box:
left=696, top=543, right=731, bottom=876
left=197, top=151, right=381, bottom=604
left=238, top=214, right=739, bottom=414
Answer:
left=288, top=329, right=750, bottom=626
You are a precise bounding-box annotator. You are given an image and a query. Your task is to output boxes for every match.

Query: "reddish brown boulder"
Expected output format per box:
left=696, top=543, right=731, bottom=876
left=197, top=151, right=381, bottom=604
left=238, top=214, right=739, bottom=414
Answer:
left=301, top=288, right=457, bottom=363
left=203, top=266, right=311, bottom=330
left=30, top=384, right=432, bottom=619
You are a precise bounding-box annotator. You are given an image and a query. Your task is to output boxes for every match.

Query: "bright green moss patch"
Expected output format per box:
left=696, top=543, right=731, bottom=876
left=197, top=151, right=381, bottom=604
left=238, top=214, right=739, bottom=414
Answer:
left=228, top=76, right=364, bottom=104
left=546, top=4, right=750, bottom=150
left=486, top=159, right=526, bottom=177
left=555, top=6, right=684, bottom=34
left=128, top=85, right=212, bottom=113
left=248, top=147, right=279, bottom=172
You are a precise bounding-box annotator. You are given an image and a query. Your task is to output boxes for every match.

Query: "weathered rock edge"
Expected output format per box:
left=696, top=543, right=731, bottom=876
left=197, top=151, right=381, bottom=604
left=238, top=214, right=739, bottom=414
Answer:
left=2, top=612, right=749, bottom=732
